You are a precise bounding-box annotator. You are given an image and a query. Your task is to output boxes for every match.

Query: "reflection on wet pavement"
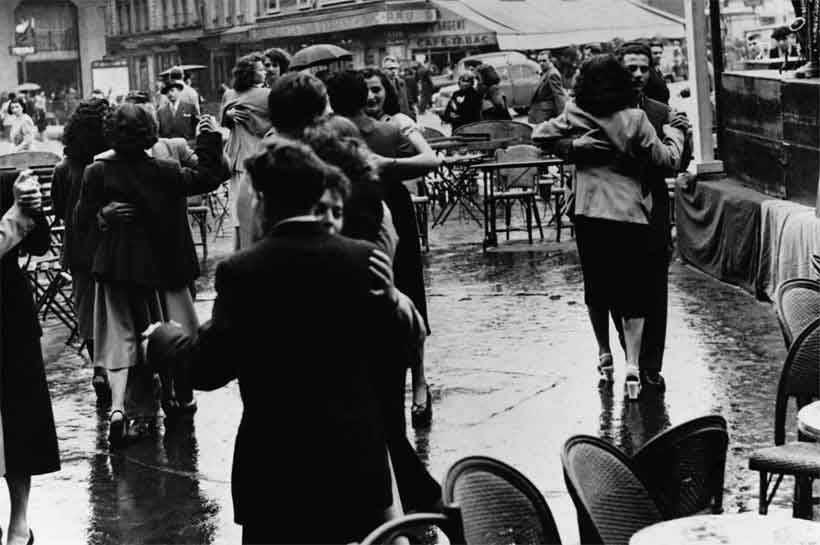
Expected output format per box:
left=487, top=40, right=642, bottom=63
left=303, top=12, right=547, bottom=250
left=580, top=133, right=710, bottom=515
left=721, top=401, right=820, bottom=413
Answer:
left=26, top=219, right=817, bottom=544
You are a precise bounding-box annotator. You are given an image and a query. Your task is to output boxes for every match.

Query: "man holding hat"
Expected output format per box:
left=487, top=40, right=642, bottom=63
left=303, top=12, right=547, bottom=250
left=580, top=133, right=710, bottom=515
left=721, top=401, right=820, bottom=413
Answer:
left=157, top=80, right=198, bottom=142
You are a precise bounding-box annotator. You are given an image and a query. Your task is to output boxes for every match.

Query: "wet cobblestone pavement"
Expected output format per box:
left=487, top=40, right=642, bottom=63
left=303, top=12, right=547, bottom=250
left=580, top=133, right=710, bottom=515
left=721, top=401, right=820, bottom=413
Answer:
left=20, top=207, right=819, bottom=544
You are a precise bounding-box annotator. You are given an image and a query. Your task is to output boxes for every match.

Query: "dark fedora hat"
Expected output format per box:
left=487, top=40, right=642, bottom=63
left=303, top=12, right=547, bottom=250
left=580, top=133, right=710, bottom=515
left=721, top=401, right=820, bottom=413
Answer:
left=161, top=80, right=184, bottom=94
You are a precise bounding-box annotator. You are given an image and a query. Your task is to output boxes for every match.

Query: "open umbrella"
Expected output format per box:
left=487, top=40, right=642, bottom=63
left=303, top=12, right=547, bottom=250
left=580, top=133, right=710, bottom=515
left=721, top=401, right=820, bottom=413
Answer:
left=16, top=82, right=40, bottom=93
left=158, top=64, right=207, bottom=77
left=290, top=44, right=352, bottom=70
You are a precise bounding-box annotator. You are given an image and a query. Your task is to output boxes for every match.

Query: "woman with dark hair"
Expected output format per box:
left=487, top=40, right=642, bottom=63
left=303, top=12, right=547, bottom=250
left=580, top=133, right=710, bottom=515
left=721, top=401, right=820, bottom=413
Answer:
left=262, top=47, right=291, bottom=86
left=304, top=126, right=442, bottom=514
left=51, top=98, right=112, bottom=405
left=356, top=68, right=436, bottom=426
left=76, top=103, right=228, bottom=446
left=533, top=55, right=684, bottom=399
left=7, top=98, right=36, bottom=152
left=220, top=53, right=271, bottom=250
left=475, top=64, right=511, bottom=120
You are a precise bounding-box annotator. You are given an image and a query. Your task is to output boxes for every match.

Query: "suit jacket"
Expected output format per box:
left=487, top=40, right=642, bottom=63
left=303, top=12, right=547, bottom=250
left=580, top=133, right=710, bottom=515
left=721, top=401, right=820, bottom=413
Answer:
left=644, top=67, right=670, bottom=105
left=147, top=221, right=393, bottom=538
left=528, top=66, right=567, bottom=123
left=0, top=204, right=34, bottom=258
left=157, top=101, right=198, bottom=141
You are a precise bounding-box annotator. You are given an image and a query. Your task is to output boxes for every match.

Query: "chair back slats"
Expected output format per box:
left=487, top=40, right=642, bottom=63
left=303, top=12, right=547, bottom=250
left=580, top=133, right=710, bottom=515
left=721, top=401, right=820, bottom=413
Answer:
left=455, top=121, right=533, bottom=145
left=632, top=416, right=729, bottom=518
left=775, top=278, right=820, bottom=348
left=774, top=316, right=820, bottom=445
left=494, top=145, right=542, bottom=191
left=562, top=436, right=662, bottom=545
left=443, top=456, right=562, bottom=545
left=360, top=507, right=465, bottom=545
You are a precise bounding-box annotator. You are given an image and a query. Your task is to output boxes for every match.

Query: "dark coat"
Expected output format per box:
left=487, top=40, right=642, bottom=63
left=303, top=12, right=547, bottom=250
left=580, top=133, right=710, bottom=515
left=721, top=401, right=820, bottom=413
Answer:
left=0, top=172, right=60, bottom=476
left=157, top=101, right=198, bottom=141
left=528, top=66, right=567, bottom=123
left=644, top=67, right=670, bottom=105
left=51, top=156, right=91, bottom=272
left=75, top=132, right=229, bottom=289
left=443, top=87, right=483, bottom=130
left=147, top=221, right=393, bottom=542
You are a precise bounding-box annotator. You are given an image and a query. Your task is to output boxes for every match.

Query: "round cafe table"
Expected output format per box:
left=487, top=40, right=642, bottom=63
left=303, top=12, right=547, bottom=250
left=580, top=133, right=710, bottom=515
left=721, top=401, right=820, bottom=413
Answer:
left=629, top=514, right=820, bottom=545
left=798, top=400, right=820, bottom=440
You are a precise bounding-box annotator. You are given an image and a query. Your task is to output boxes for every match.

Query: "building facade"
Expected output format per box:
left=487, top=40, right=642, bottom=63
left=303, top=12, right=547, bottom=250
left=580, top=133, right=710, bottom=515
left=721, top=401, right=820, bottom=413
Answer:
left=0, top=0, right=107, bottom=99
left=104, top=0, right=510, bottom=103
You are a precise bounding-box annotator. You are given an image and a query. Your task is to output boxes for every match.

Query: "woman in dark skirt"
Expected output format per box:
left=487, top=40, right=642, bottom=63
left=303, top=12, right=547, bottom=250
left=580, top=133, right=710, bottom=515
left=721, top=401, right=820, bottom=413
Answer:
left=0, top=169, right=61, bottom=545
left=51, top=98, right=112, bottom=405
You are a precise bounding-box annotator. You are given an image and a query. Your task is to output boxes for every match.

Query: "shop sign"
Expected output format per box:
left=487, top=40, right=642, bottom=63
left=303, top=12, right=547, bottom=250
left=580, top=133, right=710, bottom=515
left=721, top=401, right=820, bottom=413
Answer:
left=414, top=33, right=496, bottom=49
left=253, top=8, right=437, bottom=40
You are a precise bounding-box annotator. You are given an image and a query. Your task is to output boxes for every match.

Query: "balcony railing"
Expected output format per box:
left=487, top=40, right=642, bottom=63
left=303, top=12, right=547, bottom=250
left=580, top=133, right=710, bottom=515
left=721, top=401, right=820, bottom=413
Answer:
left=33, top=29, right=79, bottom=52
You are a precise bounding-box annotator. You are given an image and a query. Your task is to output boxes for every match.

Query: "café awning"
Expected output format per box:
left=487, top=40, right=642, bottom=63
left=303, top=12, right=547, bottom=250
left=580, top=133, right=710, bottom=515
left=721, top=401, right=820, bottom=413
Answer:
left=433, top=0, right=685, bottom=51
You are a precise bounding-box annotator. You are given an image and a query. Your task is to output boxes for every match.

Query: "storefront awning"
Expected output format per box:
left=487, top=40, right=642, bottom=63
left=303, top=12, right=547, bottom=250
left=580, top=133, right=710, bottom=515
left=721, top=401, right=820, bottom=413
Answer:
left=433, top=0, right=685, bottom=51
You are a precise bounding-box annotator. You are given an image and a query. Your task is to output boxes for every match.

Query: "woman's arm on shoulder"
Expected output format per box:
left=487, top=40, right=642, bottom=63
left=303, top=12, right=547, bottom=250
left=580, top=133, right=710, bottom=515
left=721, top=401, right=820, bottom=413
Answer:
left=175, top=130, right=230, bottom=196
left=635, top=110, right=684, bottom=172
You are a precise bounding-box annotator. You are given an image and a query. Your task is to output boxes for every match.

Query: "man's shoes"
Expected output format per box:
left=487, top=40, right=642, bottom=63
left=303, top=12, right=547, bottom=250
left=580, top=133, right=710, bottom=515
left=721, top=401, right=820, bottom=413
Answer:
left=640, top=370, right=666, bottom=392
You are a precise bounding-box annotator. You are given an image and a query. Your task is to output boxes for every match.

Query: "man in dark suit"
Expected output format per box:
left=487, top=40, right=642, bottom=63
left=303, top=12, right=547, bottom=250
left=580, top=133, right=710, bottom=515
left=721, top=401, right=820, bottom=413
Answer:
left=528, top=50, right=567, bottom=124
left=146, top=139, right=398, bottom=544
left=616, top=41, right=689, bottom=389
left=382, top=55, right=416, bottom=120
left=157, top=81, right=198, bottom=142
left=644, top=40, right=671, bottom=105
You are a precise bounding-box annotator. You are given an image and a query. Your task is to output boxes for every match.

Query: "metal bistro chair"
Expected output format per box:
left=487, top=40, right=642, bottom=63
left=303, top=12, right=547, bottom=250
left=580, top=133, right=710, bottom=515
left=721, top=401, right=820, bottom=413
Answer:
left=562, top=435, right=663, bottom=545
left=749, top=316, right=820, bottom=519
left=632, top=415, right=729, bottom=519
left=443, top=455, right=562, bottom=545
left=359, top=507, right=466, bottom=545
left=488, top=145, right=544, bottom=244
left=775, top=278, right=820, bottom=349
left=454, top=120, right=533, bottom=145
left=187, top=195, right=209, bottom=260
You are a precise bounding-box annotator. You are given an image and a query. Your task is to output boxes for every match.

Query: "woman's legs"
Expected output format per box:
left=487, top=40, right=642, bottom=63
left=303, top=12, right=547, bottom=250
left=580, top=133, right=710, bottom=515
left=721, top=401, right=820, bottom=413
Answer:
left=6, top=473, right=30, bottom=545
left=621, top=316, right=645, bottom=399
left=107, top=367, right=128, bottom=420
left=587, top=306, right=612, bottom=357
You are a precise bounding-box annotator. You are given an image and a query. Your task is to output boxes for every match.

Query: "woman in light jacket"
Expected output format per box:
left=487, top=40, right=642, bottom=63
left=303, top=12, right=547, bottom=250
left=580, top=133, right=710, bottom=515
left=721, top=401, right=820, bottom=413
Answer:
left=220, top=53, right=272, bottom=250
left=533, top=55, right=684, bottom=399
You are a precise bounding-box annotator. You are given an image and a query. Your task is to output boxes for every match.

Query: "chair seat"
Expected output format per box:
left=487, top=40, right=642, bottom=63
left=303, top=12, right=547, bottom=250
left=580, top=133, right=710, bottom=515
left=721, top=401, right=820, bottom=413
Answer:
left=411, top=195, right=429, bottom=204
left=188, top=206, right=209, bottom=214
left=749, top=442, right=820, bottom=475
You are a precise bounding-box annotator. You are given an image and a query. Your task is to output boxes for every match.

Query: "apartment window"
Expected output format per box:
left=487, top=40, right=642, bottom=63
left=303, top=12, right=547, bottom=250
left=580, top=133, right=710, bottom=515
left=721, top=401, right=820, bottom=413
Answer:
left=267, top=0, right=279, bottom=12
left=298, top=0, right=314, bottom=8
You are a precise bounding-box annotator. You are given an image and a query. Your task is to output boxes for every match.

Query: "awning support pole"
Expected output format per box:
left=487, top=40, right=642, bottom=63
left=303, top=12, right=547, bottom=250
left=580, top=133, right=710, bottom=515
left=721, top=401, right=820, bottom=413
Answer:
left=684, top=0, right=724, bottom=175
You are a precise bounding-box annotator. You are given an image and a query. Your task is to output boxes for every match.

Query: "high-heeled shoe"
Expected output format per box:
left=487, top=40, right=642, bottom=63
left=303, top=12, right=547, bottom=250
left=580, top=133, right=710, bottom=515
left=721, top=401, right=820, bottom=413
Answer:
left=411, top=385, right=433, bottom=429
left=108, top=410, right=128, bottom=449
left=597, top=353, right=614, bottom=386
left=624, top=365, right=641, bottom=400
left=26, top=529, right=33, bottom=545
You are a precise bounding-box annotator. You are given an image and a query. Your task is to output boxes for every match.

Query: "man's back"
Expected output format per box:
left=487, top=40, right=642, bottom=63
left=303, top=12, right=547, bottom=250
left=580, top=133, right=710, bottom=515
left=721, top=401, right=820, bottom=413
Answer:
left=201, top=223, right=391, bottom=529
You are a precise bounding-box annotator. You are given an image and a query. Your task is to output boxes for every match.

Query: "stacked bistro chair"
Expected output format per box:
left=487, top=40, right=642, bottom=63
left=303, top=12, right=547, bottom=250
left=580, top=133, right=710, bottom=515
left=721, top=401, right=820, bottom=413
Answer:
left=632, top=415, right=729, bottom=518
left=748, top=315, right=820, bottom=518
left=562, top=435, right=663, bottom=545
left=488, top=145, right=544, bottom=244
left=443, top=455, right=562, bottom=545
left=360, top=507, right=465, bottom=545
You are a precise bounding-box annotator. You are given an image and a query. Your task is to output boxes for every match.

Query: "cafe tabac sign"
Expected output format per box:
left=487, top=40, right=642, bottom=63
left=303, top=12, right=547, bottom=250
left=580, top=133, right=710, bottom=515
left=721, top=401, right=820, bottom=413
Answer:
left=412, top=6, right=497, bottom=49
left=252, top=7, right=437, bottom=40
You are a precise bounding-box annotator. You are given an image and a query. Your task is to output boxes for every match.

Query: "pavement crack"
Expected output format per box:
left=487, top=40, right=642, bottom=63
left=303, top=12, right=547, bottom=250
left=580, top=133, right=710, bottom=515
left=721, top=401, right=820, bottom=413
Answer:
left=466, top=380, right=562, bottom=427
left=100, top=450, right=231, bottom=484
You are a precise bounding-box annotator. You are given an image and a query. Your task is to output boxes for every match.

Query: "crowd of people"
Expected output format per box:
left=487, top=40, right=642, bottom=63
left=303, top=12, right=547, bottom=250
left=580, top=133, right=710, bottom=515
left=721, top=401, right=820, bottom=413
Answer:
left=0, top=33, right=699, bottom=544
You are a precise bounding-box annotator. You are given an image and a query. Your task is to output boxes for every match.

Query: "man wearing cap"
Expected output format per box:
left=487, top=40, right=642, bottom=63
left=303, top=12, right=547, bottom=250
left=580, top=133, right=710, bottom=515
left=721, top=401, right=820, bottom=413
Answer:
left=157, top=80, right=198, bottom=142
left=528, top=50, right=566, bottom=124
left=168, top=66, right=201, bottom=115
